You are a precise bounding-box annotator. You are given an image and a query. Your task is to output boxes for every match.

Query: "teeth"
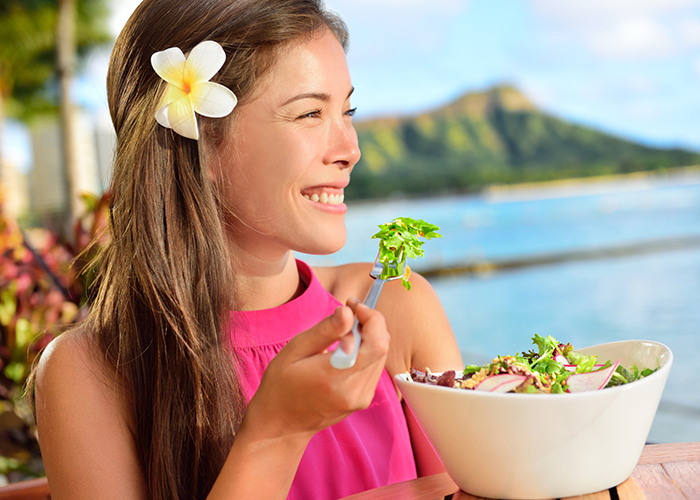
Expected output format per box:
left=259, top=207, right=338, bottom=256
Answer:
left=303, top=192, right=344, bottom=205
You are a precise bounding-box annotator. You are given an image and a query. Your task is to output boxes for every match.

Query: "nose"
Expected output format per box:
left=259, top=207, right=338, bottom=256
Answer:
left=325, top=118, right=361, bottom=169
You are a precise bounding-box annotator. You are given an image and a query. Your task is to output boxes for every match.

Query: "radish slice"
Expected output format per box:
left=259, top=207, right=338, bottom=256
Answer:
left=565, top=363, right=608, bottom=373
left=567, top=359, right=621, bottom=393
left=476, top=374, right=527, bottom=393
left=554, top=354, right=568, bottom=365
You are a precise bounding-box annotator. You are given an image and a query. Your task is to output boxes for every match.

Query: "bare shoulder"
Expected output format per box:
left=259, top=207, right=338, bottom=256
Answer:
left=37, top=326, right=101, bottom=384
left=35, top=327, right=146, bottom=499
left=35, top=326, right=118, bottom=416
left=312, top=262, right=375, bottom=305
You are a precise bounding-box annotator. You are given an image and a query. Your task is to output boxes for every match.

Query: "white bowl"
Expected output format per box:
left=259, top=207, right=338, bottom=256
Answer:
left=395, top=339, right=672, bottom=499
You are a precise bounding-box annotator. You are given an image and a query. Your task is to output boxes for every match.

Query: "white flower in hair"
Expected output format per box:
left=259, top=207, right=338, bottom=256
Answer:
left=151, top=40, right=237, bottom=140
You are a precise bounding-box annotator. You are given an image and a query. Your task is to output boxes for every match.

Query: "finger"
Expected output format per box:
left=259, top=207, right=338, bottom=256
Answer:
left=352, top=302, right=385, bottom=332
left=353, top=303, right=390, bottom=359
left=337, top=326, right=357, bottom=354
left=286, top=306, right=354, bottom=357
left=345, top=296, right=360, bottom=312
left=334, top=297, right=361, bottom=355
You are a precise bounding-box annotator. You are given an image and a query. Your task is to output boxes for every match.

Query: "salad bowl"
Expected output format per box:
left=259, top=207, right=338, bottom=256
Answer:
left=395, top=339, right=672, bottom=500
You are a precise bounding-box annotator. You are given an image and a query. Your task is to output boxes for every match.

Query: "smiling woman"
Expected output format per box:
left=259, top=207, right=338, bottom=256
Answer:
left=30, top=1, right=462, bottom=499
left=212, top=30, right=360, bottom=268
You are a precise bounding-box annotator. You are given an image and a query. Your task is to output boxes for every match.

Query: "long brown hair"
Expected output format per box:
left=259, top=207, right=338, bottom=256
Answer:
left=90, top=1, right=348, bottom=498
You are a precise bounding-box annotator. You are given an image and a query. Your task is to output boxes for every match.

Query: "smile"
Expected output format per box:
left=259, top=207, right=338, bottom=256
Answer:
left=303, top=192, right=345, bottom=205
left=301, top=186, right=345, bottom=205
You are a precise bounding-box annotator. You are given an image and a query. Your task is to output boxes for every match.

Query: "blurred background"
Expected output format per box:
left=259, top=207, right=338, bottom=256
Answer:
left=1, top=0, right=699, bottom=483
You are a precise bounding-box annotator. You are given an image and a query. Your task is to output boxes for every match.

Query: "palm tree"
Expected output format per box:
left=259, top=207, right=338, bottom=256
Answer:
left=0, top=0, right=110, bottom=232
left=57, top=0, right=78, bottom=222
left=0, top=2, right=55, bottom=177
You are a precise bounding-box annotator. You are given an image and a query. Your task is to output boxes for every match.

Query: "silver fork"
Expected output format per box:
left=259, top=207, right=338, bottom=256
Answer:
left=330, top=255, right=406, bottom=369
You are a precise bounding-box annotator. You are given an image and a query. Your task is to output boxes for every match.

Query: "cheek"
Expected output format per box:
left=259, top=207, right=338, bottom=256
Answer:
left=217, top=125, right=323, bottom=217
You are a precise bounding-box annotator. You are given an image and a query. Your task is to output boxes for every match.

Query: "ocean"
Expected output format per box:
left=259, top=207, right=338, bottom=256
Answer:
left=300, top=170, right=700, bottom=443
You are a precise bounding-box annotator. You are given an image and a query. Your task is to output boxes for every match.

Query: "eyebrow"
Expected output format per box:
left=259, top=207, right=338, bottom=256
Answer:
left=282, top=87, right=355, bottom=106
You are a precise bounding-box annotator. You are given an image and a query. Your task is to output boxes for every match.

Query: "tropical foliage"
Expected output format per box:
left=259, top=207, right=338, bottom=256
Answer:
left=0, top=186, right=108, bottom=482
left=0, top=0, right=111, bottom=119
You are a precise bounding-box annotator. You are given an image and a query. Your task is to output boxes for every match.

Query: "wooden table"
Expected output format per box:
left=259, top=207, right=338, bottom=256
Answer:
left=0, top=442, right=697, bottom=499
left=342, top=442, right=700, bottom=500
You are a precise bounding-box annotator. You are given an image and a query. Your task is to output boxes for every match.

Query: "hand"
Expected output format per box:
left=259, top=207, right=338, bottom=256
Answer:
left=240, top=298, right=390, bottom=443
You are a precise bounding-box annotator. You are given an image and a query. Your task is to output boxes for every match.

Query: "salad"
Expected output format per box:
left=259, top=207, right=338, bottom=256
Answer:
left=372, top=217, right=441, bottom=290
left=411, top=334, right=658, bottom=394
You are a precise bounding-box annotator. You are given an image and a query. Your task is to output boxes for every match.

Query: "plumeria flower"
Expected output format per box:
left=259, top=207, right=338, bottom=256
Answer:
left=151, top=40, right=237, bottom=140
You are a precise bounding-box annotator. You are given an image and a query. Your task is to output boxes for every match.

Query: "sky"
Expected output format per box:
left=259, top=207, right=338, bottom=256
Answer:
left=4, top=0, right=700, bottom=172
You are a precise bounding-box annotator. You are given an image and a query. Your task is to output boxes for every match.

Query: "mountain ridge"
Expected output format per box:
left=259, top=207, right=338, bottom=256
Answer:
left=347, top=85, right=700, bottom=200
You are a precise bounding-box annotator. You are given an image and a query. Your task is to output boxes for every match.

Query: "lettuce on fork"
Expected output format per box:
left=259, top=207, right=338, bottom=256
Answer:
left=371, top=217, right=442, bottom=290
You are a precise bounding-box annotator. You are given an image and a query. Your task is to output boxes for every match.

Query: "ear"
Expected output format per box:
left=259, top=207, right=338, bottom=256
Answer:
left=199, top=114, right=239, bottom=185
left=198, top=135, right=223, bottom=185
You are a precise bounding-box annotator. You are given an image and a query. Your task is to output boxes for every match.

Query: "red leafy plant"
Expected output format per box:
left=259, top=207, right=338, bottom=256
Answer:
left=0, top=187, right=109, bottom=482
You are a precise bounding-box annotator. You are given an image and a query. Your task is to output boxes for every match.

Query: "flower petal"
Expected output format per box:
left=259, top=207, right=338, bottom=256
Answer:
left=167, top=95, right=199, bottom=140
left=155, top=103, right=172, bottom=128
left=151, top=47, right=187, bottom=88
left=158, top=84, right=188, bottom=108
left=184, top=40, right=226, bottom=84
left=190, top=81, right=238, bottom=118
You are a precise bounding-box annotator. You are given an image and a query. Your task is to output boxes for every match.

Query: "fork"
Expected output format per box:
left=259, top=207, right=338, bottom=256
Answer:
left=330, top=255, right=406, bottom=369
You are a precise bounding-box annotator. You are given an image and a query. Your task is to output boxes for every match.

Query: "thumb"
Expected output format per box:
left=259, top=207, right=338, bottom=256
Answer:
left=287, top=306, right=354, bottom=357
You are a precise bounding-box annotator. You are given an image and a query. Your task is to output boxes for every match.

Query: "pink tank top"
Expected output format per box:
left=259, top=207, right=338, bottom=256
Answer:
left=230, top=260, right=417, bottom=499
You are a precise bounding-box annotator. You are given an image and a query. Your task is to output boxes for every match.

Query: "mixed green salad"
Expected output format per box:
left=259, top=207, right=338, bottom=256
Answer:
left=411, top=334, right=658, bottom=394
left=372, top=217, right=441, bottom=290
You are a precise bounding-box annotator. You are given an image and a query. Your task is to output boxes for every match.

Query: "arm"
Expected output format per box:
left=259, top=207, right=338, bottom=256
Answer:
left=35, top=331, right=147, bottom=500
left=36, top=302, right=390, bottom=499
left=377, top=271, right=463, bottom=476
left=209, top=301, right=390, bottom=498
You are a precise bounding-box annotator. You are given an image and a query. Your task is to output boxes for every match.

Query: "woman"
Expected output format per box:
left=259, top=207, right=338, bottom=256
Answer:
left=33, top=0, right=462, bottom=498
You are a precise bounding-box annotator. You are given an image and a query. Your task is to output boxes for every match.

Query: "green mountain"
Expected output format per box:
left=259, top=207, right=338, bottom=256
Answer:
left=347, top=85, right=700, bottom=200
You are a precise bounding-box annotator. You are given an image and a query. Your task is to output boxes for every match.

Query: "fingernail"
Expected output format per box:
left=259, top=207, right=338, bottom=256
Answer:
left=332, top=306, right=344, bottom=324
left=347, top=297, right=359, bottom=307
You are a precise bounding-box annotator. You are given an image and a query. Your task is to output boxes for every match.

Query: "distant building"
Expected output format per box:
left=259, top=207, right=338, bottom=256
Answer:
left=29, top=110, right=114, bottom=227
left=0, top=157, right=30, bottom=219
left=94, top=111, right=115, bottom=191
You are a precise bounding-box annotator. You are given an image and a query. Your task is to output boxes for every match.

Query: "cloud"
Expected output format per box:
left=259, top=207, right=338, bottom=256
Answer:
left=326, top=0, right=468, bottom=59
left=329, top=0, right=466, bottom=14
left=623, top=75, right=658, bottom=94
left=627, top=101, right=663, bottom=119
left=532, top=0, right=699, bottom=19
left=679, top=18, right=700, bottom=45
left=531, top=0, right=700, bottom=60
left=586, top=16, right=676, bottom=59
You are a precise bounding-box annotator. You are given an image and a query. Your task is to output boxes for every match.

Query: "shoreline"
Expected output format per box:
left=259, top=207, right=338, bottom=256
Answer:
left=483, top=165, right=700, bottom=203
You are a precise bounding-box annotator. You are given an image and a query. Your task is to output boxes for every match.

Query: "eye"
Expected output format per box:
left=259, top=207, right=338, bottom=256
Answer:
left=297, top=109, right=322, bottom=119
left=345, top=107, right=357, bottom=117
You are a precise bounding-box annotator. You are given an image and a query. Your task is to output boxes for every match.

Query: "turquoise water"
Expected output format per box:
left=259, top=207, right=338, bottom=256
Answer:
left=301, top=173, right=700, bottom=443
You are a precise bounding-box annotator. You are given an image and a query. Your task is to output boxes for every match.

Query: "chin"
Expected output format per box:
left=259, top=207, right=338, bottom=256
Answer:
left=298, top=230, right=346, bottom=256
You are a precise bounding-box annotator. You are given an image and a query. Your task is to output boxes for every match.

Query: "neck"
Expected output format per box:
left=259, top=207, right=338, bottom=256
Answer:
left=230, top=247, right=304, bottom=311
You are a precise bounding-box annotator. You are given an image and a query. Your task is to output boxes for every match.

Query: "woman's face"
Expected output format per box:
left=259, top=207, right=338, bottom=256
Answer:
left=216, top=29, right=360, bottom=260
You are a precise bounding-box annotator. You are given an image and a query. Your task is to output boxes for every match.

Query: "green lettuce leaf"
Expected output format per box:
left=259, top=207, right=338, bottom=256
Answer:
left=372, top=217, right=442, bottom=290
